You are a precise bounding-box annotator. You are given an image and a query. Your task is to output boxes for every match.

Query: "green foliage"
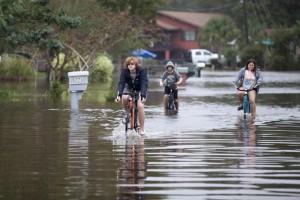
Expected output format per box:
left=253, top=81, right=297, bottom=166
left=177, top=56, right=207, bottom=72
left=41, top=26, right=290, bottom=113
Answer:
left=51, top=53, right=79, bottom=71
left=240, top=45, right=265, bottom=67
left=199, top=16, right=240, bottom=52
left=98, top=0, right=165, bottom=21
left=0, top=55, right=34, bottom=80
left=50, top=80, right=64, bottom=98
left=262, top=0, right=300, bottom=27
left=0, top=0, right=80, bottom=54
left=223, top=47, right=237, bottom=67
left=90, top=54, right=114, bottom=83
left=0, top=90, right=9, bottom=99
left=268, top=23, right=300, bottom=70
left=55, top=0, right=162, bottom=60
left=162, top=0, right=234, bottom=12
left=81, top=81, right=115, bottom=104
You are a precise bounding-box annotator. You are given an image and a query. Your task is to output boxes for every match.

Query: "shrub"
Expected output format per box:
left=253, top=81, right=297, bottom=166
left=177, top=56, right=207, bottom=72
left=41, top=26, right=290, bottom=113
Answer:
left=223, top=47, right=237, bottom=67
left=50, top=80, right=64, bottom=99
left=240, top=45, right=265, bottom=67
left=52, top=53, right=80, bottom=72
left=0, top=55, right=34, bottom=81
left=268, top=26, right=300, bottom=70
left=90, top=54, right=114, bottom=83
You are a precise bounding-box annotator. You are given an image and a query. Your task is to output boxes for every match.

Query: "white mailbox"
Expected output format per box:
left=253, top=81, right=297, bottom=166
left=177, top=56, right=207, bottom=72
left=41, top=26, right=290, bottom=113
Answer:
left=68, top=71, right=89, bottom=92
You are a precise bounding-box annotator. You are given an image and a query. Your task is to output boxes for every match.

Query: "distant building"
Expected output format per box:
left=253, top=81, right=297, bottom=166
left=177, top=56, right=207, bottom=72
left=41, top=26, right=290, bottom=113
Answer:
left=152, top=10, right=223, bottom=61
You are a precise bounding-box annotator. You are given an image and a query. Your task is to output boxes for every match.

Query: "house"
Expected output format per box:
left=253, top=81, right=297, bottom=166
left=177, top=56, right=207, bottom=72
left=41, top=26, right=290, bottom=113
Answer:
left=151, top=10, right=223, bottom=61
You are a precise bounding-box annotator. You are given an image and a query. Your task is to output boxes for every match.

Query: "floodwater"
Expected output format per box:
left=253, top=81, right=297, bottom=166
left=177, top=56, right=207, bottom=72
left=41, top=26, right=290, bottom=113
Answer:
left=0, top=70, right=300, bottom=200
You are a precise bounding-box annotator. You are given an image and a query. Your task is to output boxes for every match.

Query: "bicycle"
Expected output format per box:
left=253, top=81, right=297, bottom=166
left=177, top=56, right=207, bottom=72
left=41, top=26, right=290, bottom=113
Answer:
left=235, top=86, right=257, bottom=118
left=167, top=85, right=176, bottom=111
left=123, top=90, right=140, bottom=133
left=162, top=81, right=177, bottom=111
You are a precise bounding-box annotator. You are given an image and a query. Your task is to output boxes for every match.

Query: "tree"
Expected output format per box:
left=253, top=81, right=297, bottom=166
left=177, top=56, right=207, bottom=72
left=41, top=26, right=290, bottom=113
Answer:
left=49, top=0, right=163, bottom=70
left=199, top=16, right=240, bottom=53
left=0, top=0, right=80, bottom=85
left=269, top=21, right=300, bottom=70
left=0, top=0, right=79, bottom=53
left=98, top=0, right=164, bottom=21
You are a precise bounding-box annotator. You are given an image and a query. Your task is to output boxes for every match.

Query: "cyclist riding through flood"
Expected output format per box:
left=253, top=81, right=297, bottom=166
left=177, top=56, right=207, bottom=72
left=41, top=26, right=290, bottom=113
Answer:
left=160, top=61, right=183, bottom=111
left=234, top=58, right=263, bottom=117
left=116, top=56, right=148, bottom=135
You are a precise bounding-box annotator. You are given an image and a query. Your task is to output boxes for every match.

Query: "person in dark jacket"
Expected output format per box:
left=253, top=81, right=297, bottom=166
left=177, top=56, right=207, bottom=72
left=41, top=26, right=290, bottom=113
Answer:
left=234, top=58, right=263, bottom=117
left=116, top=56, right=148, bottom=135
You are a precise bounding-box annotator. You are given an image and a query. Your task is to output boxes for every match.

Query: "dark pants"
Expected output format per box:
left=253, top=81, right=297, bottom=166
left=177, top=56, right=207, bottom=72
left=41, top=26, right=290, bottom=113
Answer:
left=164, top=86, right=178, bottom=99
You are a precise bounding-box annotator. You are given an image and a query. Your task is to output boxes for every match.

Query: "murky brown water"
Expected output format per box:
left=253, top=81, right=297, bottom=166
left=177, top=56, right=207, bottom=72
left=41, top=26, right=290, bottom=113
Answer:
left=0, top=70, right=300, bottom=200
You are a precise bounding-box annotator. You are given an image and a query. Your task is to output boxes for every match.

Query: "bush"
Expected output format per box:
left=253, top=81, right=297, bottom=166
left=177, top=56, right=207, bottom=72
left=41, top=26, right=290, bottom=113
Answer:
left=223, top=47, right=237, bottom=67
left=50, top=80, right=64, bottom=99
left=268, top=26, right=300, bottom=70
left=52, top=53, right=80, bottom=72
left=90, top=54, right=114, bottom=83
left=240, top=45, right=265, bottom=67
left=0, top=55, right=34, bottom=81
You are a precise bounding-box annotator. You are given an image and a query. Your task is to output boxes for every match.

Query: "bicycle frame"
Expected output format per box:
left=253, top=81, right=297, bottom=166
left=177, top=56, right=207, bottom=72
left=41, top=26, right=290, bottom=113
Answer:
left=167, top=88, right=176, bottom=111
left=242, top=90, right=251, bottom=114
left=125, top=91, right=139, bottom=133
left=237, top=88, right=254, bottom=117
left=163, top=82, right=177, bottom=111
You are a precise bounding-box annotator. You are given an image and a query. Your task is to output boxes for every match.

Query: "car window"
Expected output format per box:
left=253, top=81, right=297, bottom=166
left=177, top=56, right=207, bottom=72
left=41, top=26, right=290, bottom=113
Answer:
left=195, top=51, right=201, bottom=55
left=204, top=51, right=211, bottom=55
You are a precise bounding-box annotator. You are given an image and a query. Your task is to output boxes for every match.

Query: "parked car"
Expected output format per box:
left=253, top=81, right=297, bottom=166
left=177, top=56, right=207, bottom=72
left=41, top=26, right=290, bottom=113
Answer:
left=189, top=49, right=222, bottom=67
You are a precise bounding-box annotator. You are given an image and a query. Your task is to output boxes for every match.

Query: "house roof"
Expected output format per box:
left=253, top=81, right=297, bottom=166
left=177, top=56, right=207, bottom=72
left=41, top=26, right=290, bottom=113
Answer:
left=156, top=19, right=179, bottom=30
left=157, top=10, right=223, bottom=28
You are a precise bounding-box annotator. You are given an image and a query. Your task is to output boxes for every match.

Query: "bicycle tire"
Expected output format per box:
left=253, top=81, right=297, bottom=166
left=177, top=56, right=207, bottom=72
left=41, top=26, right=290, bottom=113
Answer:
left=167, top=92, right=175, bottom=111
left=243, top=94, right=251, bottom=114
left=134, top=106, right=139, bottom=131
left=125, top=112, right=129, bottom=133
left=129, top=100, right=134, bottom=129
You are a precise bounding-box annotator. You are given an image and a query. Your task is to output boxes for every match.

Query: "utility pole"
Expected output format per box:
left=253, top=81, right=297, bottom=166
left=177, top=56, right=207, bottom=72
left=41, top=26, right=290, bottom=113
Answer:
left=241, top=0, right=249, bottom=44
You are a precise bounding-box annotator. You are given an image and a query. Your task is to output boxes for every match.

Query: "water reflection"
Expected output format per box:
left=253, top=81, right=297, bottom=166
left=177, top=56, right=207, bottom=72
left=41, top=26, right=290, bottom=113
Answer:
left=236, top=117, right=257, bottom=166
left=1, top=71, right=300, bottom=199
left=66, top=107, right=89, bottom=199
left=116, top=135, right=146, bottom=200
left=70, top=92, right=83, bottom=112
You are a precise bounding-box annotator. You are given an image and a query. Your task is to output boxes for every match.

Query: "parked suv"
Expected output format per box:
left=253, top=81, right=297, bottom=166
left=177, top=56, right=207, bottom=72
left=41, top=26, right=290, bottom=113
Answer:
left=189, top=49, right=219, bottom=67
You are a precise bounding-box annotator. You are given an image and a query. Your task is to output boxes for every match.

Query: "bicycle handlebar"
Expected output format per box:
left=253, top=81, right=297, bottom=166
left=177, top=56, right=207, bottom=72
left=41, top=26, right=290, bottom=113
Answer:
left=232, top=81, right=258, bottom=92
left=237, top=88, right=255, bottom=92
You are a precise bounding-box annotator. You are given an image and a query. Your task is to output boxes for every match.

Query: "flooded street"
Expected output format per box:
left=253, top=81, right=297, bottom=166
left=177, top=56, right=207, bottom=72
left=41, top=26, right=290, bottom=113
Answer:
left=1, top=70, right=300, bottom=199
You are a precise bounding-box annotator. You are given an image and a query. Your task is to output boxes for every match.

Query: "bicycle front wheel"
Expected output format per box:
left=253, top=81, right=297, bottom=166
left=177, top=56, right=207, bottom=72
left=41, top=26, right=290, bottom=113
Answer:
left=243, top=95, right=251, bottom=114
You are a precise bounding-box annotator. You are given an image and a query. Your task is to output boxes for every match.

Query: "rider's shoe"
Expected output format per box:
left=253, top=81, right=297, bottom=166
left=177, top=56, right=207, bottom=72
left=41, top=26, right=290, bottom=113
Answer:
left=139, top=130, right=145, bottom=136
left=237, top=105, right=243, bottom=111
left=122, top=114, right=128, bottom=124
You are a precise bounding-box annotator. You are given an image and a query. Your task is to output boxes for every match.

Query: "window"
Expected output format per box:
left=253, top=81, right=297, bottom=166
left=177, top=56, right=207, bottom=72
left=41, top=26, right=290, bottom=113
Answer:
left=204, top=51, right=211, bottom=56
left=183, top=31, right=196, bottom=41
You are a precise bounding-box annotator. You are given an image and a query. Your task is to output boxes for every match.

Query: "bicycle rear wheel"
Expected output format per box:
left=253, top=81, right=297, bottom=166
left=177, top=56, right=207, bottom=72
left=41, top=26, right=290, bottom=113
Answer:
left=168, top=94, right=175, bottom=110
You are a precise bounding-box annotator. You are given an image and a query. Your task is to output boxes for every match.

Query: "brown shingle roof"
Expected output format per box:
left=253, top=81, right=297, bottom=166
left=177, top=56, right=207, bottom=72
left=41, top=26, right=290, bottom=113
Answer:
left=156, top=19, right=179, bottom=30
left=158, top=10, right=223, bottom=28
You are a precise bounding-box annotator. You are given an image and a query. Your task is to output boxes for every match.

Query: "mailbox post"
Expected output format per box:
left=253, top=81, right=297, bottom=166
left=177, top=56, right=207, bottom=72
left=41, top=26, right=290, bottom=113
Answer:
left=68, top=71, right=89, bottom=112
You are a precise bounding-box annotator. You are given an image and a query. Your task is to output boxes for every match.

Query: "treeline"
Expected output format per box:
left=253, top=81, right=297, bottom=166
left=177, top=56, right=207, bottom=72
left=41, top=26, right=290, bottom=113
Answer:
left=1, top=0, right=299, bottom=80
left=0, top=0, right=164, bottom=91
left=162, top=0, right=300, bottom=70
